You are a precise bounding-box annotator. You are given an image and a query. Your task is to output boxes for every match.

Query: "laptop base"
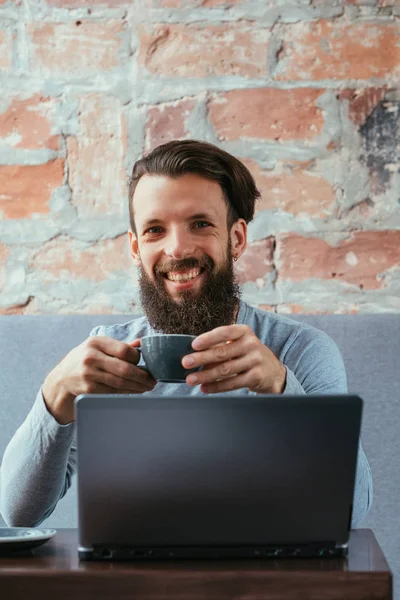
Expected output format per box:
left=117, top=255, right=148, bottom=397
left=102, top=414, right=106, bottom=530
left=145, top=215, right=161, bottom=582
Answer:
left=79, top=543, right=348, bottom=561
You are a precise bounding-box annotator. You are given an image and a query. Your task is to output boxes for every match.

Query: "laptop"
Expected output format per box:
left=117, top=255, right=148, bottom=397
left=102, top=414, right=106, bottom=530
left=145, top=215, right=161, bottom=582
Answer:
left=75, top=393, right=362, bottom=560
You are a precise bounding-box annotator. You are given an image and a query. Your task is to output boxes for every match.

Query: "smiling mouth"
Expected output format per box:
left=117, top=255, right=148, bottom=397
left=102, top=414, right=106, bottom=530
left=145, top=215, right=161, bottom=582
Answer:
left=162, top=268, right=205, bottom=283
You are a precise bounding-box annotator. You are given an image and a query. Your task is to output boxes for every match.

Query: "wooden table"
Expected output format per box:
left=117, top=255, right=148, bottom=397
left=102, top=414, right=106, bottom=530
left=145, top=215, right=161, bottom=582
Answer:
left=0, top=529, right=392, bottom=599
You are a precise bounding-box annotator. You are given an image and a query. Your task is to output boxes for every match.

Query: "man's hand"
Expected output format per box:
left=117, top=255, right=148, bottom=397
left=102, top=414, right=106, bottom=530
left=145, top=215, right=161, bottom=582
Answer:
left=182, top=325, right=286, bottom=394
left=42, top=336, right=156, bottom=425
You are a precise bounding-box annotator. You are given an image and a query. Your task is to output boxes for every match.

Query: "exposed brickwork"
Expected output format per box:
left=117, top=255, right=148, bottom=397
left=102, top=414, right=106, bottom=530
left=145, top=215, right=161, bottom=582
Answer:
left=145, top=98, right=197, bottom=151
left=67, top=94, right=127, bottom=216
left=234, top=238, right=275, bottom=286
left=27, top=21, right=126, bottom=78
left=0, top=161, right=65, bottom=218
left=0, top=95, right=60, bottom=150
left=277, top=231, right=400, bottom=290
left=139, top=24, right=270, bottom=78
left=244, top=160, right=336, bottom=218
left=0, top=26, right=13, bottom=72
left=340, top=88, right=388, bottom=127
left=208, top=88, right=324, bottom=141
left=0, top=1, right=398, bottom=314
left=29, top=235, right=132, bottom=282
left=276, top=21, right=400, bottom=81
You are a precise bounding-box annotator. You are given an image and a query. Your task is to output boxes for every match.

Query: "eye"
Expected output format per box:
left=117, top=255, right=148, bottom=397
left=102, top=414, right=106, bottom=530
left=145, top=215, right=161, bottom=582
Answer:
left=145, top=226, right=163, bottom=234
left=193, top=221, right=211, bottom=229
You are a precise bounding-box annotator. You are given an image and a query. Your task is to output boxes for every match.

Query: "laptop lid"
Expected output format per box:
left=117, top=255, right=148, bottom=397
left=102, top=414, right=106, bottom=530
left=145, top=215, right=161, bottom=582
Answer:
left=75, top=394, right=362, bottom=556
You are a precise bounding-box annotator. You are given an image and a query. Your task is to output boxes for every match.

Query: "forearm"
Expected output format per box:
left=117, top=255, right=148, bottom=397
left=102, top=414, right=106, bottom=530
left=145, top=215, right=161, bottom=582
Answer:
left=0, top=390, right=76, bottom=527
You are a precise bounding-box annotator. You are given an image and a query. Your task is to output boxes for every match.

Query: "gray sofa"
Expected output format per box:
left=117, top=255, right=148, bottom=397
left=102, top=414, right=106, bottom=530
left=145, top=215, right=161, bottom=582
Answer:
left=0, top=314, right=399, bottom=596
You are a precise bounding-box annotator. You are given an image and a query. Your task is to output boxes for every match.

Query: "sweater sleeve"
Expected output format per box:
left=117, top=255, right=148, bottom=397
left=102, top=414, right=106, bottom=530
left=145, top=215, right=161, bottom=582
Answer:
left=0, top=390, right=76, bottom=527
left=0, top=326, right=105, bottom=527
left=281, top=326, right=373, bottom=527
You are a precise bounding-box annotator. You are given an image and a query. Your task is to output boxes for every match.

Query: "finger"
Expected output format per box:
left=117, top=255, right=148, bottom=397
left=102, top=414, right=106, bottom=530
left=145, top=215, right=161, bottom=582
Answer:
left=186, top=354, right=256, bottom=387
left=128, top=339, right=141, bottom=348
left=88, top=367, right=156, bottom=393
left=89, top=336, right=142, bottom=365
left=182, top=339, right=245, bottom=369
left=192, top=325, right=249, bottom=351
left=87, top=348, right=156, bottom=387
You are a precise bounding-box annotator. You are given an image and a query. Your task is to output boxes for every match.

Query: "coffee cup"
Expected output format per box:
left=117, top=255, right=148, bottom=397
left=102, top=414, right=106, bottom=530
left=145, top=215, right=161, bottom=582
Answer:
left=138, top=334, right=201, bottom=383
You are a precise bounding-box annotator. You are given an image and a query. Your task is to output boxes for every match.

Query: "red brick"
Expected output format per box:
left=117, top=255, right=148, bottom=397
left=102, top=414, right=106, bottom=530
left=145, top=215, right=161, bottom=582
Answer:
left=139, top=24, right=269, bottom=78
left=278, top=231, right=400, bottom=289
left=67, top=94, right=127, bottom=216
left=27, top=21, right=125, bottom=78
left=244, top=159, right=335, bottom=218
left=209, top=88, right=324, bottom=141
left=0, top=95, right=60, bottom=150
left=30, top=235, right=132, bottom=282
left=0, top=161, right=64, bottom=219
left=234, top=238, right=274, bottom=285
left=276, top=21, right=400, bottom=81
left=339, top=88, right=387, bottom=127
left=145, top=98, right=197, bottom=151
left=0, top=27, right=13, bottom=72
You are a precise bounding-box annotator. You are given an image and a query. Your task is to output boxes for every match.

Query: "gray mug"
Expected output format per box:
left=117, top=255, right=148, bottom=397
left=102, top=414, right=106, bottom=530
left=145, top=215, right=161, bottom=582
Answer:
left=138, top=334, right=201, bottom=383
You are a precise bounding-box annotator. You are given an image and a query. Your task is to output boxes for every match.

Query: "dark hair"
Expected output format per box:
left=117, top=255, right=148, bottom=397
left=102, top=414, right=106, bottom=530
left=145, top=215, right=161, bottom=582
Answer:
left=128, top=139, right=260, bottom=233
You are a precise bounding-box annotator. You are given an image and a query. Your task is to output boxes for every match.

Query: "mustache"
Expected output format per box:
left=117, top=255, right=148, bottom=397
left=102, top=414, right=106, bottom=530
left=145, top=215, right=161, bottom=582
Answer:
left=155, top=255, right=214, bottom=275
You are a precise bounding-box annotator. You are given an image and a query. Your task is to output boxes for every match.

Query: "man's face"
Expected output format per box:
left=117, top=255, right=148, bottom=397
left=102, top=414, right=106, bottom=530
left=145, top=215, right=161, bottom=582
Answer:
left=128, top=173, right=246, bottom=335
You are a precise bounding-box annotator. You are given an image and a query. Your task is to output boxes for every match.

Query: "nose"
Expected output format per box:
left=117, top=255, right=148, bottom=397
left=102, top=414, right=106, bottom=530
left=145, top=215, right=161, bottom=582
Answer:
left=164, top=227, right=196, bottom=260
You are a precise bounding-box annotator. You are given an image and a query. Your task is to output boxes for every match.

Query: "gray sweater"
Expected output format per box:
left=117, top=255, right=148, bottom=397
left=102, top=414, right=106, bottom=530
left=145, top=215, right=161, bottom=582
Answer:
left=0, top=301, right=372, bottom=528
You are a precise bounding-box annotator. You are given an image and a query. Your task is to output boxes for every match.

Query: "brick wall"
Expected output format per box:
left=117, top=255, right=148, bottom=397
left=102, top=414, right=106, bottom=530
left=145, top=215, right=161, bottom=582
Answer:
left=0, top=0, right=399, bottom=315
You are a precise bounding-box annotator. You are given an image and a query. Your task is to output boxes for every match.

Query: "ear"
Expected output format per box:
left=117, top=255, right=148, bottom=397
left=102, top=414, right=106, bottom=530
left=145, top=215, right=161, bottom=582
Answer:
left=230, top=218, right=247, bottom=260
left=128, top=230, right=141, bottom=266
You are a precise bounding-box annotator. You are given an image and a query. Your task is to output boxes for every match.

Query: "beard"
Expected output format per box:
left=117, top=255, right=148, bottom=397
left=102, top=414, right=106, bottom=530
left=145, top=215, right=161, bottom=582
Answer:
left=138, top=244, right=241, bottom=336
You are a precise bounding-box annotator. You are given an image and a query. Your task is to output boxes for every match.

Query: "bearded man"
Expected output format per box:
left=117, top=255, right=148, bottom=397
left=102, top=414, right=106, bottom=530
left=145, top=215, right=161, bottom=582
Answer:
left=0, top=140, right=372, bottom=528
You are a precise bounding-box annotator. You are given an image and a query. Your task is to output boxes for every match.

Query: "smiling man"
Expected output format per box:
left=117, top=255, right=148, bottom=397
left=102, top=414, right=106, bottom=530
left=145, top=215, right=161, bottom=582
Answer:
left=0, top=140, right=372, bottom=528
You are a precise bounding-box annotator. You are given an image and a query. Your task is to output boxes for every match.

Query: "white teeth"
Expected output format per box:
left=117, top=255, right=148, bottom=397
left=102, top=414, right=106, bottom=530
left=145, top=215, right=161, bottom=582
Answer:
left=167, top=269, right=200, bottom=282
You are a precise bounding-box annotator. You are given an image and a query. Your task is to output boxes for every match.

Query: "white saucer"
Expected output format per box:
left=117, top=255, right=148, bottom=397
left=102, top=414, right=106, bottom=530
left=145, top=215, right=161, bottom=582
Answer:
left=0, top=527, right=56, bottom=552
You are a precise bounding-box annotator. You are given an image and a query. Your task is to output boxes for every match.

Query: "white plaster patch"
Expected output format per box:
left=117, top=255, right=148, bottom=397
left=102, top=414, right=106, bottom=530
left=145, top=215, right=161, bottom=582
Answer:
left=256, top=278, right=265, bottom=289
left=8, top=264, right=26, bottom=286
left=3, top=131, right=22, bottom=147
left=345, top=251, right=359, bottom=267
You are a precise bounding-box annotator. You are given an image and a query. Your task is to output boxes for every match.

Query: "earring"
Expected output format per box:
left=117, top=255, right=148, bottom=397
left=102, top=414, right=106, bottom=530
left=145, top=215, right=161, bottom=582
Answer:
left=233, top=256, right=238, bottom=262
